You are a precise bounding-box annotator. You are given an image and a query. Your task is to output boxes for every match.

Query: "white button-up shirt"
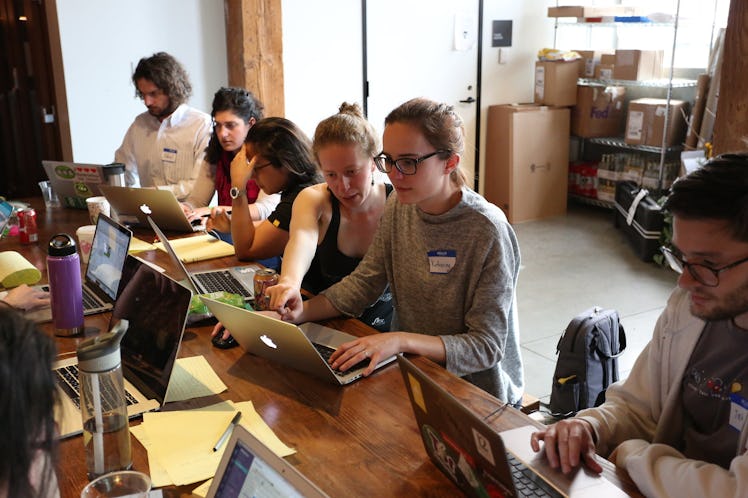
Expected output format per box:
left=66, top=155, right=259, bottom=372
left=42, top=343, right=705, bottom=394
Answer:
left=115, top=104, right=212, bottom=201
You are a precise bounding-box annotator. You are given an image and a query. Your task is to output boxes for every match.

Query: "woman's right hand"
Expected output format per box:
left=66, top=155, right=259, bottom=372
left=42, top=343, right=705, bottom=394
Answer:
left=211, top=321, right=232, bottom=340
left=206, top=207, right=232, bottom=233
left=266, top=283, right=304, bottom=322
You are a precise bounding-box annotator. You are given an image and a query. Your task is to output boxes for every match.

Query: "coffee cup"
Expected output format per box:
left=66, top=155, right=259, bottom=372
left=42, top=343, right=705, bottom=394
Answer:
left=75, top=225, right=96, bottom=264
left=86, top=196, right=110, bottom=225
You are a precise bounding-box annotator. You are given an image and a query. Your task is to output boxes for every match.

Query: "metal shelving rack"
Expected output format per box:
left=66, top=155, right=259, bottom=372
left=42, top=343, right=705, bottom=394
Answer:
left=552, top=0, right=688, bottom=206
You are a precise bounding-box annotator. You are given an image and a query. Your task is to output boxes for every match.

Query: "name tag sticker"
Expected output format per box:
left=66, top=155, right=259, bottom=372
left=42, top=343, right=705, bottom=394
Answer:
left=729, top=393, right=748, bottom=432
left=428, top=250, right=456, bottom=274
left=161, top=148, right=177, bottom=163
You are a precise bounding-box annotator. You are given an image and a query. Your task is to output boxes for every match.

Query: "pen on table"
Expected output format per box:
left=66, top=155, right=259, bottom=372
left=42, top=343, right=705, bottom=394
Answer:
left=212, top=411, right=242, bottom=452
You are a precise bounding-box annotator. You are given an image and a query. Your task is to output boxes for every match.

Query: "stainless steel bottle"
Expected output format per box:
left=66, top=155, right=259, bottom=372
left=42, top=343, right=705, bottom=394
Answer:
left=47, top=233, right=84, bottom=336
left=78, top=320, right=133, bottom=479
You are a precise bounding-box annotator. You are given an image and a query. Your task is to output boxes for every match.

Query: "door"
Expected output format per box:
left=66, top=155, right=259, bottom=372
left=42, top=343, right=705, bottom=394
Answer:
left=365, top=0, right=480, bottom=186
left=0, top=0, right=63, bottom=198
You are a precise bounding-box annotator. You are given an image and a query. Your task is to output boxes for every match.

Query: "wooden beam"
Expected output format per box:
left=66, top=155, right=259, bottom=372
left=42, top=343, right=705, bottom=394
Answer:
left=224, top=0, right=284, bottom=117
left=713, top=0, right=748, bottom=155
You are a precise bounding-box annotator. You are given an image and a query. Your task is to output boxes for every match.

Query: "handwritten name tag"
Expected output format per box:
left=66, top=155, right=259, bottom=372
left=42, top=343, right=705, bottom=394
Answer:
left=428, top=250, right=456, bottom=274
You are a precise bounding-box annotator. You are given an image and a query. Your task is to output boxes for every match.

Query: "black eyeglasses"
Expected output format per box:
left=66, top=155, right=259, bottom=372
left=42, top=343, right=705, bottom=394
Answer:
left=373, top=150, right=450, bottom=176
left=660, top=246, right=748, bottom=287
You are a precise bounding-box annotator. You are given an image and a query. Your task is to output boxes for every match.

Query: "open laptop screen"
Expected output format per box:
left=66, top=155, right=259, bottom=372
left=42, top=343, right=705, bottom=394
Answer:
left=112, top=255, right=192, bottom=403
left=85, top=214, right=131, bottom=301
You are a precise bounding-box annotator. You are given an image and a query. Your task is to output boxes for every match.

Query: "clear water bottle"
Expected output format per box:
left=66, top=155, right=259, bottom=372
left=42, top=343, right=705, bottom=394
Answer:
left=78, top=320, right=133, bottom=479
left=47, top=233, right=84, bottom=336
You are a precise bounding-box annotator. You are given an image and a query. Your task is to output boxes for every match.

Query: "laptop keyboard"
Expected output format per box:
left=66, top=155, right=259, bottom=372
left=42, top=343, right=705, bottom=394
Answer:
left=193, top=271, right=252, bottom=298
left=55, top=364, right=138, bottom=410
left=41, top=285, right=102, bottom=312
left=313, top=343, right=369, bottom=377
left=507, top=452, right=561, bottom=498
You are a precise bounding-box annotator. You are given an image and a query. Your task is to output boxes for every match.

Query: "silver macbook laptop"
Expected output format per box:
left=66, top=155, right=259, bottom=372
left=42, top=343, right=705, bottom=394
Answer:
left=398, top=356, right=625, bottom=498
left=28, top=213, right=132, bottom=323
left=147, top=214, right=257, bottom=302
left=42, top=160, right=118, bottom=209
left=207, top=424, right=329, bottom=498
left=99, top=185, right=203, bottom=232
left=201, top=297, right=397, bottom=385
left=54, top=254, right=193, bottom=438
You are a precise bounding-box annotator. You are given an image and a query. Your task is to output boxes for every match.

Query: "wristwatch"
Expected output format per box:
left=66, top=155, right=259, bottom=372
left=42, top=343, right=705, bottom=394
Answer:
left=229, top=187, right=245, bottom=200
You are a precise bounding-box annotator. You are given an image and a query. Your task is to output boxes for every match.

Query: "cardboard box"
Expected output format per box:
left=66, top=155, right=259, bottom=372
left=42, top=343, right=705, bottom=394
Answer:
left=571, top=85, right=626, bottom=137
left=485, top=104, right=570, bottom=223
left=548, top=6, right=642, bottom=18
left=600, top=54, right=616, bottom=65
left=573, top=50, right=613, bottom=77
left=625, top=98, right=689, bottom=147
left=613, top=50, right=663, bottom=80
left=534, top=60, right=580, bottom=106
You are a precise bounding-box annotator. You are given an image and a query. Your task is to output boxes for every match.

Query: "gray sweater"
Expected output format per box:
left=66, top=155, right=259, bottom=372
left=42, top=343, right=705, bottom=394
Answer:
left=322, top=187, right=524, bottom=404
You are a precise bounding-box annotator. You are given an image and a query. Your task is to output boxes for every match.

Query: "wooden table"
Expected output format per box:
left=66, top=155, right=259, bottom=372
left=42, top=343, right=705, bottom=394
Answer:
left=2, top=198, right=642, bottom=498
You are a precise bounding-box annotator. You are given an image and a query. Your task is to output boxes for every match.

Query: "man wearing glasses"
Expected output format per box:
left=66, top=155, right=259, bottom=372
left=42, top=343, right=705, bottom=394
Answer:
left=532, top=154, right=748, bottom=497
left=115, top=52, right=212, bottom=200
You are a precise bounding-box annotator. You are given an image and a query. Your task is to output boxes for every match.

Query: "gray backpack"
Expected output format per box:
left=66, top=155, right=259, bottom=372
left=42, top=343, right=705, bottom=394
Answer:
left=549, top=307, right=626, bottom=418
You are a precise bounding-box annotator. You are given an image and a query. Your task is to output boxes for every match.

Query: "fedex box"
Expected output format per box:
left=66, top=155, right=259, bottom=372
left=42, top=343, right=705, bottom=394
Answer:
left=625, top=98, right=689, bottom=147
left=534, top=60, right=580, bottom=107
left=571, top=85, right=626, bottom=137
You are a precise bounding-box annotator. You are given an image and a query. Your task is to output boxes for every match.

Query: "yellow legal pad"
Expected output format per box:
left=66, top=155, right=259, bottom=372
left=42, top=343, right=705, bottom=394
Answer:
left=154, top=234, right=236, bottom=263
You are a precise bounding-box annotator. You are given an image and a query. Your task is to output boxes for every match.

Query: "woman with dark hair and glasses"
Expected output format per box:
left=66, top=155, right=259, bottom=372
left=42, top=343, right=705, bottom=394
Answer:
left=222, top=117, right=323, bottom=261
left=270, top=97, right=524, bottom=405
left=182, top=87, right=280, bottom=229
left=0, top=308, right=60, bottom=498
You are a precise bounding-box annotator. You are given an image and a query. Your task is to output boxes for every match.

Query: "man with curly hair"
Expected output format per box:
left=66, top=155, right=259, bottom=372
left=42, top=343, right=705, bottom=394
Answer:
left=114, top=52, right=211, bottom=200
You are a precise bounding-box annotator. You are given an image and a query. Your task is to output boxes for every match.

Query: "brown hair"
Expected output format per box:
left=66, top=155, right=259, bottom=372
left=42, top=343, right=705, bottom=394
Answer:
left=313, top=102, right=380, bottom=160
left=132, top=52, right=192, bottom=107
left=384, top=97, right=468, bottom=187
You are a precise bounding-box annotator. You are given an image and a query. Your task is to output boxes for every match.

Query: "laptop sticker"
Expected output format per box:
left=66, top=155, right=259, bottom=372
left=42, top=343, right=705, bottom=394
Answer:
left=472, top=427, right=496, bottom=466
left=428, top=250, right=456, bottom=274
left=407, top=373, right=427, bottom=413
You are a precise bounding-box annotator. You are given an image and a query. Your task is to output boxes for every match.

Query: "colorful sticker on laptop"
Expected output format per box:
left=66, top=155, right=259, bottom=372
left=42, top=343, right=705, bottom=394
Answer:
left=472, top=427, right=496, bottom=466
left=407, top=372, right=427, bottom=413
left=428, top=250, right=456, bottom=274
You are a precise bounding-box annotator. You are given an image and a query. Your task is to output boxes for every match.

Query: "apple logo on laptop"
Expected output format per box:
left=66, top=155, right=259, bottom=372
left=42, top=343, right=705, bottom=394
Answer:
left=260, top=335, right=277, bottom=349
left=139, top=204, right=152, bottom=215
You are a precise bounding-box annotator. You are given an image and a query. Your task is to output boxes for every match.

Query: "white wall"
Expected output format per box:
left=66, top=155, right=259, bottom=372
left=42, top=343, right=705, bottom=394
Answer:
left=281, top=0, right=555, bottom=191
left=478, top=0, right=555, bottom=193
left=56, top=0, right=227, bottom=163
left=282, top=0, right=364, bottom=140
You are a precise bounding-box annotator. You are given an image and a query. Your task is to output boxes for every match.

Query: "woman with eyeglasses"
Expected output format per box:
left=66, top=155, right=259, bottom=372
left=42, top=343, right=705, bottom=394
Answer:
left=225, top=117, right=323, bottom=261
left=265, top=103, right=393, bottom=332
left=182, top=87, right=280, bottom=234
left=270, top=98, right=524, bottom=404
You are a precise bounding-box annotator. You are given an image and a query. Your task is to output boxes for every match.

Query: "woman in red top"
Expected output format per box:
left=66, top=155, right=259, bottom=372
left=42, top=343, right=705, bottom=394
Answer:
left=183, top=87, right=280, bottom=227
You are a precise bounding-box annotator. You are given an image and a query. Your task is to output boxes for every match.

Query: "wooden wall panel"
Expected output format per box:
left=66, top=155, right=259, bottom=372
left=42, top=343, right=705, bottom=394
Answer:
left=713, top=0, right=748, bottom=155
left=224, top=0, right=284, bottom=117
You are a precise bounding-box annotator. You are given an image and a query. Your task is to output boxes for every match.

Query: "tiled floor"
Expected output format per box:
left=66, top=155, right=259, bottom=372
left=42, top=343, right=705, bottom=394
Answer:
left=513, top=203, right=679, bottom=404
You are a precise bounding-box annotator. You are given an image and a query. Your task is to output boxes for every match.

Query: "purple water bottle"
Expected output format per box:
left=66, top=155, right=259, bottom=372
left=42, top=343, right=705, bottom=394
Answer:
left=47, top=233, right=84, bottom=336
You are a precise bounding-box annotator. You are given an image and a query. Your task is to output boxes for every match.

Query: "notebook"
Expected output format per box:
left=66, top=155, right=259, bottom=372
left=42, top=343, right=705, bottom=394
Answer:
left=147, top=215, right=257, bottom=302
left=28, top=213, right=132, bottom=323
left=99, top=185, right=203, bottom=232
left=201, top=297, right=397, bottom=385
left=207, top=424, right=329, bottom=498
left=53, top=254, right=193, bottom=438
left=397, top=356, right=626, bottom=498
left=42, top=161, right=117, bottom=209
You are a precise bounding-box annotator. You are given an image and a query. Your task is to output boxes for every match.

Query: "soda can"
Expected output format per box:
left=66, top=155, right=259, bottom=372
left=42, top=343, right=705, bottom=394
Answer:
left=253, top=268, right=279, bottom=311
left=18, top=208, right=39, bottom=244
